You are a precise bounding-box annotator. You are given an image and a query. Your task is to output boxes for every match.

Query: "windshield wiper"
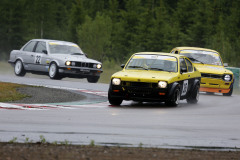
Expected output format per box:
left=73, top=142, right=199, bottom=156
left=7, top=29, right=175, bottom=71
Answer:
left=188, top=57, right=204, bottom=64
left=149, top=67, right=164, bottom=71
left=128, top=66, right=148, bottom=70
left=71, top=53, right=84, bottom=55
left=151, top=68, right=174, bottom=72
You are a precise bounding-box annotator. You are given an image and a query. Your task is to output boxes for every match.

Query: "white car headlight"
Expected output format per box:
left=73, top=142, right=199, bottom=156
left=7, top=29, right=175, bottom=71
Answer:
left=223, top=75, right=231, bottom=81
left=112, top=78, right=121, bottom=85
left=96, top=64, right=102, bottom=69
left=65, top=61, right=71, bottom=66
left=158, top=81, right=167, bottom=88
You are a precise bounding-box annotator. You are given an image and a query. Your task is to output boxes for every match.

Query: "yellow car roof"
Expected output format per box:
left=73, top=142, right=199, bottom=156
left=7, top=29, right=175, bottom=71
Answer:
left=172, top=47, right=218, bottom=53
left=134, top=52, right=185, bottom=58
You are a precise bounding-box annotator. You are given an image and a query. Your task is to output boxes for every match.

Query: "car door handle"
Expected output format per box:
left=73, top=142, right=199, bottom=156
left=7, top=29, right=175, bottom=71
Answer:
left=31, top=55, right=34, bottom=57
left=188, top=75, right=190, bottom=77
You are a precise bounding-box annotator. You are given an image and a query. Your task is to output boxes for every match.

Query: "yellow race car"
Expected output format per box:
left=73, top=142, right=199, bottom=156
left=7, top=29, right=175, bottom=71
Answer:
left=108, top=52, right=201, bottom=106
left=170, top=47, right=234, bottom=96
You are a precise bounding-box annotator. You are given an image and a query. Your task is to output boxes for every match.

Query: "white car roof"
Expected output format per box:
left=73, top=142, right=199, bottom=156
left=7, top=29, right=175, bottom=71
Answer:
left=30, top=39, right=76, bottom=45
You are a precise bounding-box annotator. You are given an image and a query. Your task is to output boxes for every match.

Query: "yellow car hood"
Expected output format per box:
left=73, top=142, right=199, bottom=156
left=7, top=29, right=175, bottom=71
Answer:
left=194, top=64, right=232, bottom=75
left=112, top=70, right=179, bottom=83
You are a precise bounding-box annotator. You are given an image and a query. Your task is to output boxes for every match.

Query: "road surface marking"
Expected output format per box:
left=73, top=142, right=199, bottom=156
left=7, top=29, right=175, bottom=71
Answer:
left=0, top=88, right=108, bottom=110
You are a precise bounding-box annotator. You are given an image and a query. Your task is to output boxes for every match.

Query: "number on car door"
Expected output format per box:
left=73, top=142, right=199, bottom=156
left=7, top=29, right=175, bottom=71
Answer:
left=33, top=41, right=48, bottom=72
left=179, top=58, right=195, bottom=97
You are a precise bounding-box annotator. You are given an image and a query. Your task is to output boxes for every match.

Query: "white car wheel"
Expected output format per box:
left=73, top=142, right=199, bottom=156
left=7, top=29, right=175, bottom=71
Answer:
left=15, top=61, right=22, bottom=74
left=49, top=63, right=57, bottom=79
left=14, top=60, right=26, bottom=76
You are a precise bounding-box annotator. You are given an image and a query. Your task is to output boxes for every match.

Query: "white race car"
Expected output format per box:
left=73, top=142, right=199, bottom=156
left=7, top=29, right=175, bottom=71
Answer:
left=8, top=39, right=102, bottom=83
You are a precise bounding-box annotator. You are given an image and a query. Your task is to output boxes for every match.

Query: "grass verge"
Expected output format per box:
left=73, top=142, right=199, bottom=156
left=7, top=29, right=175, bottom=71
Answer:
left=0, top=82, right=28, bottom=102
left=0, top=61, right=12, bottom=75
left=98, top=59, right=122, bottom=84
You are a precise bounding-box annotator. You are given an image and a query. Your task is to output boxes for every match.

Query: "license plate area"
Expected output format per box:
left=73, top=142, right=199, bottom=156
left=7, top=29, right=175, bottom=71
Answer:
left=81, top=69, right=90, bottom=72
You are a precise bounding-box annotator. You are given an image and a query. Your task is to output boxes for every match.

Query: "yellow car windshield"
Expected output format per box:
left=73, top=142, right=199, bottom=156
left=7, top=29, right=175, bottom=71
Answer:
left=125, top=54, right=178, bottom=72
left=180, top=50, right=223, bottom=66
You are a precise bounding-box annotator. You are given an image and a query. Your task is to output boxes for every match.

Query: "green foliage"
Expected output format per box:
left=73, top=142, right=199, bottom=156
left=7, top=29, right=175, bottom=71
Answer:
left=60, top=139, right=71, bottom=145
left=0, top=0, right=240, bottom=66
left=99, top=59, right=122, bottom=83
left=24, top=137, right=33, bottom=143
left=39, top=135, right=46, bottom=144
left=90, top=140, right=95, bottom=146
left=69, top=0, right=85, bottom=42
left=51, top=140, right=72, bottom=145
left=138, top=142, right=143, bottom=148
left=25, top=137, right=29, bottom=143
left=77, top=12, right=112, bottom=61
left=9, top=137, right=17, bottom=143
left=52, top=141, right=58, bottom=145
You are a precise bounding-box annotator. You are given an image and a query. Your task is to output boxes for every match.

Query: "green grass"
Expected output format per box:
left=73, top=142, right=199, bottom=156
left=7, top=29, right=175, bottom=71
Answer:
left=0, top=61, right=13, bottom=75
left=0, top=82, right=28, bottom=102
left=98, top=60, right=122, bottom=84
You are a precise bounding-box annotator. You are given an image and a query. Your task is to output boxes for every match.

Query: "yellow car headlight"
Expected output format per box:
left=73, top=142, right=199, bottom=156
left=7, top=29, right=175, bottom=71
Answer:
left=112, top=78, right=121, bottom=85
left=158, top=81, right=167, bottom=88
left=223, top=74, right=231, bottom=81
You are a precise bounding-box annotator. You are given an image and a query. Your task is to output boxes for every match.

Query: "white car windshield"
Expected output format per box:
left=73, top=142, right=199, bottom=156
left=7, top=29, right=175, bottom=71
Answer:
left=48, top=42, right=84, bottom=55
left=180, top=50, right=223, bottom=66
left=125, top=54, right=178, bottom=72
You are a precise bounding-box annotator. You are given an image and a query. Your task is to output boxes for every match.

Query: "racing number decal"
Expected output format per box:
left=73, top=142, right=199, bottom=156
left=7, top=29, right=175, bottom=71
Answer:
left=181, top=80, right=188, bottom=96
left=35, top=55, right=41, bottom=64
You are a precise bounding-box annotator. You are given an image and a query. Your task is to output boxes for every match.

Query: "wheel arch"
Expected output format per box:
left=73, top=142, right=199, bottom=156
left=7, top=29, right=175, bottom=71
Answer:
left=14, top=57, right=24, bottom=64
left=168, top=82, right=180, bottom=97
left=190, top=78, right=200, bottom=92
left=49, top=60, right=60, bottom=66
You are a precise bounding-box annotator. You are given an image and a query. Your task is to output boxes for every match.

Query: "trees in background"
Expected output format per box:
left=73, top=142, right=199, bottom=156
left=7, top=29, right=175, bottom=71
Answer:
left=77, top=12, right=112, bottom=61
left=0, top=0, right=239, bottom=66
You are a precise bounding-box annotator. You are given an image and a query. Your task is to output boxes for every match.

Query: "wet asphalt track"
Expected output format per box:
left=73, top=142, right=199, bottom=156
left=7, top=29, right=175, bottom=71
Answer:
left=0, top=74, right=240, bottom=150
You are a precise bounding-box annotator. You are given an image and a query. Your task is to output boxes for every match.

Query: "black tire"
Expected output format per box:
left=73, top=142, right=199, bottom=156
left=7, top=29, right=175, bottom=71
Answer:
left=49, top=62, right=62, bottom=80
left=108, top=90, right=123, bottom=106
left=14, top=60, right=26, bottom=77
left=165, top=87, right=180, bottom=106
left=87, top=76, right=99, bottom=83
left=187, top=84, right=200, bottom=104
left=223, top=85, right=233, bottom=96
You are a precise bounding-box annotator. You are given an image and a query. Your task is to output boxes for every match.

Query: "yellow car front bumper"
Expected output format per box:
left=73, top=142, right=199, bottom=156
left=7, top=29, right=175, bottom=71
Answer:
left=200, top=77, right=232, bottom=93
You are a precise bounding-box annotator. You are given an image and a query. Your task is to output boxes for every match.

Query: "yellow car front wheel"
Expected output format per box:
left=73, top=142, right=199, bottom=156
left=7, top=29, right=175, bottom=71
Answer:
left=165, top=87, right=180, bottom=106
left=223, top=84, right=233, bottom=96
left=108, top=90, right=123, bottom=106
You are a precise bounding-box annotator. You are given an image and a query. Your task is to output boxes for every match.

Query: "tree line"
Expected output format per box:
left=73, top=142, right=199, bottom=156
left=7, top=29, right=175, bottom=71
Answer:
left=0, top=0, right=240, bottom=66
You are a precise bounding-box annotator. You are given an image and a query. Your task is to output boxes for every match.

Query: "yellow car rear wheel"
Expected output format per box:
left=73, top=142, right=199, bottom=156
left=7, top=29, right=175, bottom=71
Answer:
left=187, top=84, right=200, bottom=104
